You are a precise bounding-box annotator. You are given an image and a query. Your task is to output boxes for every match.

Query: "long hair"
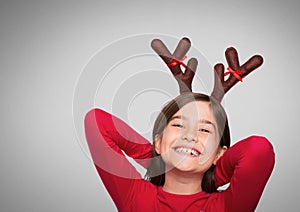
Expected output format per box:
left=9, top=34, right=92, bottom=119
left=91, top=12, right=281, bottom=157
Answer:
left=145, top=93, right=231, bottom=193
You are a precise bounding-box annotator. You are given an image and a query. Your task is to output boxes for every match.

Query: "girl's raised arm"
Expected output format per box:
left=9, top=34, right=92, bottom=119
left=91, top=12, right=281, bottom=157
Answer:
left=215, top=136, right=275, bottom=212
left=84, top=108, right=153, bottom=209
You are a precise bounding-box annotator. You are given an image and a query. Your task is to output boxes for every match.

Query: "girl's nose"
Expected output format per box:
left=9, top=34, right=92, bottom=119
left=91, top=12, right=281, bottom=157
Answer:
left=181, top=128, right=198, bottom=143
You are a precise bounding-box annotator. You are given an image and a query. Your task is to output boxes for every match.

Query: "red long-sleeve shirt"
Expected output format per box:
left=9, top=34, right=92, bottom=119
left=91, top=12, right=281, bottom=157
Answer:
left=84, top=108, right=275, bottom=212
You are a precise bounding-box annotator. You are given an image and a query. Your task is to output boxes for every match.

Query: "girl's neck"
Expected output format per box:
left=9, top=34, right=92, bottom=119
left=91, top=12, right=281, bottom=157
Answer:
left=163, top=169, right=203, bottom=195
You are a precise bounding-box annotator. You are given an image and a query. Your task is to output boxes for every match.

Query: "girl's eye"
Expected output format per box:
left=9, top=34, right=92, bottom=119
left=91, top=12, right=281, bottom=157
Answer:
left=172, top=124, right=184, bottom=128
left=199, top=128, right=210, bottom=133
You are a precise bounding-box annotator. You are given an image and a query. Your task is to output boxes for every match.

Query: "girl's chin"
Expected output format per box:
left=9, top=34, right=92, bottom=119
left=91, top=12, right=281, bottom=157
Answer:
left=164, top=154, right=212, bottom=173
left=167, top=165, right=206, bottom=175
left=166, top=159, right=202, bottom=173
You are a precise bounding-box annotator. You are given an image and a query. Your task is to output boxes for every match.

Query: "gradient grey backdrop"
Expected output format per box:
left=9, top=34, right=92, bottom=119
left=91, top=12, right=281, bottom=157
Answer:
left=1, top=0, right=299, bottom=211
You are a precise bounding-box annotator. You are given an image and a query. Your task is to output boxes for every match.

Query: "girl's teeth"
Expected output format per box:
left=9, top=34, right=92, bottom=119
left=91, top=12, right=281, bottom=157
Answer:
left=175, top=147, right=199, bottom=156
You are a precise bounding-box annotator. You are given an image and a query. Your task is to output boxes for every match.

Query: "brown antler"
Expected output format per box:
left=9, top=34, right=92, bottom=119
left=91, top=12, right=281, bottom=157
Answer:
left=211, top=47, right=263, bottom=102
left=151, top=37, right=198, bottom=94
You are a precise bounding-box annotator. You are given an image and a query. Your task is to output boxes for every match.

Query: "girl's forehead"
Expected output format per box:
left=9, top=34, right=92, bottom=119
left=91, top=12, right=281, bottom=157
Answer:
left=174, top=101, right=214, bottom=120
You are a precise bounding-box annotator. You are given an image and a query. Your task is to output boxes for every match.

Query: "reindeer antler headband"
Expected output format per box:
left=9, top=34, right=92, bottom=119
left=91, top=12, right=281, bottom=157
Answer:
left=151, top=37, right=263, bottom=102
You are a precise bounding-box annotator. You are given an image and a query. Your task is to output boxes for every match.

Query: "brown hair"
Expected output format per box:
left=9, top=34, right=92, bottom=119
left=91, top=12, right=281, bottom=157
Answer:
left=144, top=93, right=231, bottom=193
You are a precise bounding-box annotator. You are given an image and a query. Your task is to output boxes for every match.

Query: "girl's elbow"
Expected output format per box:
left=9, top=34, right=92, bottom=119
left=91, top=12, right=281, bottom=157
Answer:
left=84, top=108, right=110, bottom=127
left=247, top=135, right=275, bottom=165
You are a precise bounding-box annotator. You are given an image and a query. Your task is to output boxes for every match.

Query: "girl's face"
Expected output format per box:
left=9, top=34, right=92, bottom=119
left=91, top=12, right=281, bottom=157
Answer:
left=155, top=100, right=222, bottom=174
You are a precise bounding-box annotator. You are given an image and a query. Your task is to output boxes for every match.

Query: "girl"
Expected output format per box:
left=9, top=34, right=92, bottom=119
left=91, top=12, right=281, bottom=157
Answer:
left=84, top=38, right=275, bottom=211
left=84, top=93, right=274, bottom=212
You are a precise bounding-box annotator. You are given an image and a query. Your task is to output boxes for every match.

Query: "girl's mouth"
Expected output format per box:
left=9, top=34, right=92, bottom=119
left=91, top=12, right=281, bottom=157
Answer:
left=173, top=146, right=201, bottom=157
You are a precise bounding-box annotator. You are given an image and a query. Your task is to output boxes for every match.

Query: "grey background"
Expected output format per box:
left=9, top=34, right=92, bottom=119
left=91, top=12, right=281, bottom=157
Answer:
left=1, top=0, right=299, bottom=211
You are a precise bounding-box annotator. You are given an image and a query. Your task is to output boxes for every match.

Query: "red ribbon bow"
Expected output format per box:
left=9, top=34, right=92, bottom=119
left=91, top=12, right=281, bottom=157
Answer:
left=167, top=56, right=187, bottom=68
left=224, top=67, right=243, bottom=82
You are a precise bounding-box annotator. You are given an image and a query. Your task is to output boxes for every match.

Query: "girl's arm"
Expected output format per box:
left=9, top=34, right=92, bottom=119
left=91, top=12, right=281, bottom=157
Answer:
left=215, top=136, right=275, bottom=212
left=84, top=108, right=153, bottom=209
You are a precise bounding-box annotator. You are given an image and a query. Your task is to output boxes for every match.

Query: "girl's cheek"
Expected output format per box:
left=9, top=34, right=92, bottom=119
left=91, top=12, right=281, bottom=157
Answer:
left=198, top=133, right=209, bottom=141
left=198, top=136, right=219, bottom=165
left=166, top=127, right=181, bottom=138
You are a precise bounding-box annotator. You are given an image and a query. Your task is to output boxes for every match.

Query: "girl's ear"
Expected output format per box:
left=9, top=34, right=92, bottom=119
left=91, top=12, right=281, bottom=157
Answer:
left=213, top=146, right=227, bottom=165
left=154, top=135, right=162, bottom=154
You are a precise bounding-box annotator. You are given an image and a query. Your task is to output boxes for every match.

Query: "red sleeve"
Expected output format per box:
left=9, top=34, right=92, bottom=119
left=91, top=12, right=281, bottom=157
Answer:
left=215, top=136, right=275, bottom=212
left=84, top=108, right=153, bottom=210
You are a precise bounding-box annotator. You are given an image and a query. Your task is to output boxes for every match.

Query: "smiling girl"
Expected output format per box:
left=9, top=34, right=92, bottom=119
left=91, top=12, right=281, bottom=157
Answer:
left=84, top=93, right=274, bottom=212
left=84, top=38, right=275, bottom=212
